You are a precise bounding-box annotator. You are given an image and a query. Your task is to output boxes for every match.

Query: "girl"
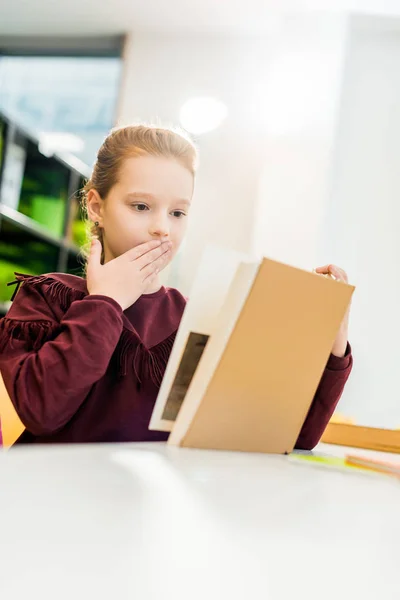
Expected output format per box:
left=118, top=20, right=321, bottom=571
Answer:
left=0, top=125, right=353, bottom=448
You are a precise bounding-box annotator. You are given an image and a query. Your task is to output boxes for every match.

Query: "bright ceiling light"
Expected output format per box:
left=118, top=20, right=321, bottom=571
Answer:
left=180, top=97, right=227, bottom=135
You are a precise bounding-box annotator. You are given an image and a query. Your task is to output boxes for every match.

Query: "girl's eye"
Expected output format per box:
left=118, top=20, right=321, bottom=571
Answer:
left=132, top=203, right=149, bottom=212
left=171, top=210, right=186, bottom=218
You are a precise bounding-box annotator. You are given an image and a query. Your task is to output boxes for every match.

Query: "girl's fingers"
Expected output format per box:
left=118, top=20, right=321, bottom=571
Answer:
left=141, top=249, right=171, bottom=279
left=315, top=265, right=331, bottom=274
left=123, top=240, right=162, bottom=262
left=314, top=264, right=348, bottom=283
left=136, top=243, right=171, bottom=270
left=143, top=270, right=159, bottom=284
left=329, top=265, right=348, bottom=283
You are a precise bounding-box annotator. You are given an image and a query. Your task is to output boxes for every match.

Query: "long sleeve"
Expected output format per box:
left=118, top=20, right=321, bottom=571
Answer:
left=295, top=343, right=353, bottom=450
left=0, top=280, right=124, bottom=436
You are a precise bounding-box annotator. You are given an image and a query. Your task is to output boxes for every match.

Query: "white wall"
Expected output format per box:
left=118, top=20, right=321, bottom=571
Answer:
left=118, top=14, right=400, bottom=428
left=253, top=15, right=349, bottom=269
left=118, top=32, right=272, bottom=295
left=323, top=15, right=400, bottom=427
left=118, top=15, right=349, bottom=294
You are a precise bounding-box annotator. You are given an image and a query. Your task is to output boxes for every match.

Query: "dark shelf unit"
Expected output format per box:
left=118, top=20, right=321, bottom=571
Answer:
left=0, top=110, right=91, bottom=314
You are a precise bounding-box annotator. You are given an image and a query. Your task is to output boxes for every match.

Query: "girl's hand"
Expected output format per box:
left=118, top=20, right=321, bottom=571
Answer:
left=87, top=239, right=172, bottom=311
left=314, top=264, right=351, bottom=358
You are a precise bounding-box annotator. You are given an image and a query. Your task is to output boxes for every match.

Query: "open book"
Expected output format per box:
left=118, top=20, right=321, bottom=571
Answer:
left=149, top=246, right=355, bottom=454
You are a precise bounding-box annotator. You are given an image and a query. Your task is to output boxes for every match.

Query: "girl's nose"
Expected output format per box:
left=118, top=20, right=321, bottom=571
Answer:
left=149, top=216, right=169, bottom=239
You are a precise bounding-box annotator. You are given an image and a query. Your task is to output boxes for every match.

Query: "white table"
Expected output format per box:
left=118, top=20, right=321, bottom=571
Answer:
left=0, top=442, right=399, bottom=600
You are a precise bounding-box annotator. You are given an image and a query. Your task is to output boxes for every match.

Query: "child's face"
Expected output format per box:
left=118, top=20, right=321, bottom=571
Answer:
left=98, top=155, right=194, bottom=266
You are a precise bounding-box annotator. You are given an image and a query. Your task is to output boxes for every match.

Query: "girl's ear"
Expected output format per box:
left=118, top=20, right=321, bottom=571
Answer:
left=86, top=189, right=104, bottom=226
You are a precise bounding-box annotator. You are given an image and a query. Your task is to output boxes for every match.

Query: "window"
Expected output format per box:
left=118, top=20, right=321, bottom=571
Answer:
left=0, top=55, right=122, bottom=167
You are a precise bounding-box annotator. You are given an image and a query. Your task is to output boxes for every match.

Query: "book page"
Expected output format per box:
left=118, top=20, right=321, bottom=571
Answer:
left=168, top=261, right=260, bottom=446
left=149, top=244, right=253, bottom=432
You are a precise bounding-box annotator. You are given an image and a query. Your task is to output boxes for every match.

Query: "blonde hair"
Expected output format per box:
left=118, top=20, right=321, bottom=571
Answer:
left=80, top=124, right=197, bottom=263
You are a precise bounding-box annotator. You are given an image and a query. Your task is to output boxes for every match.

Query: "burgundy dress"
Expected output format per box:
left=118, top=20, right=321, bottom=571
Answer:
left=0, top=273, right=352, bottom=448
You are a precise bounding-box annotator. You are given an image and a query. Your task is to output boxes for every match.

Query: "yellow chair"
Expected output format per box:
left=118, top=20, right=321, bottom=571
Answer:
left=329, top=412, right=356, bottom=425
left=0, top=372, right=24, bottom=448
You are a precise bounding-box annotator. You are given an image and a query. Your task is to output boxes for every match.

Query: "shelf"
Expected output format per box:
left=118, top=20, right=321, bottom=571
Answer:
left=0, top=204, right=80, bottom=254
left=0, top=110, right=88, bottom=284
left=0, top=109, right=92, bottom=178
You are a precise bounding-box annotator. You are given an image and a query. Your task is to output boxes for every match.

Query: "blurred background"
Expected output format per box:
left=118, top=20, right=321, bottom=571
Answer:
left=1, top=1, right=400, bottom=430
